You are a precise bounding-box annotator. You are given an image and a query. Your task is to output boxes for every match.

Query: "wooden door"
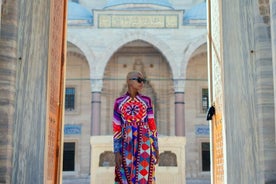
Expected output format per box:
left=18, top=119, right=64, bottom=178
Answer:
left=45, top=0, right=67, bottom=183
left=212, top=113, right=224, bottom=184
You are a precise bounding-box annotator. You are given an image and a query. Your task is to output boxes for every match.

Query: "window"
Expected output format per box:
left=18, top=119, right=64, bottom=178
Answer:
left=202, top=88, right=209, bottom=113
left=201, top=142, right=210, bottom=171
left=65, top=87, right=75, bottom=111
left=63, top=142, right=75, bottom=171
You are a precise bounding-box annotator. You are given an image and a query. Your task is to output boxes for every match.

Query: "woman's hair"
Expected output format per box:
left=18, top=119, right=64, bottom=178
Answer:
left=126, top=71, right=143, bottom=80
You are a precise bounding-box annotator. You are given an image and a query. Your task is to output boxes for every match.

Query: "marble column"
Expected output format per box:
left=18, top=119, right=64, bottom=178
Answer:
left=90, top=79, right=103, bottom=135
left=174, top=79, right=185, bottom=136
left=0, top=0, right=2, bottom=30
left=175, top=92, right=185, bottom=136
left=270, top=0, right=276, bottom=143
left=0, top=1, right=18, bottom=183
left=91, top=91, right=101, bottom=135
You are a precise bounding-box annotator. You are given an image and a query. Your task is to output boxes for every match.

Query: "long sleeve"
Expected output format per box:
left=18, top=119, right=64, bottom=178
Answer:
left=147, top=100, right=158, bottom=151
left=113, top=100, right=122, bottom=153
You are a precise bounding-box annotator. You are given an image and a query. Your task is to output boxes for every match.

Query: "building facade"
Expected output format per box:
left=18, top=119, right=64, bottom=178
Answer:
left=64, top=0, right=210, bottom=183
left=0, top=0, right=275, bottom=183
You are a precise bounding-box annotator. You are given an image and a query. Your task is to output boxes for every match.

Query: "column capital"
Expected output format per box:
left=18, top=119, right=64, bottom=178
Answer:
left=90, top=79, right=103, bottom=92
left=173, top=78, right=185, bottom=92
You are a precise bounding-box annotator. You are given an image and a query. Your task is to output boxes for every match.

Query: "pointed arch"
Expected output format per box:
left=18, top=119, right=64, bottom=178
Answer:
left=181, top=34, right=207, bottom=79
left=67, top=33, right=96, bottom=72
left=98, top=30, right=176, bottom=79
left=101, top=39, right=174, bottom=135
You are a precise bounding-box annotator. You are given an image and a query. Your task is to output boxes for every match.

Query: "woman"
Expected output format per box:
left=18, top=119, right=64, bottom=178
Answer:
left=113, top=71, right=159, bottom=184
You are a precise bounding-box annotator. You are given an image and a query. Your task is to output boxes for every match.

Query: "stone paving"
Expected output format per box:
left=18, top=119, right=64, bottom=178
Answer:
left=63, top=177, right=90, bottom=184
left=63, top=177, right=211, bottom=184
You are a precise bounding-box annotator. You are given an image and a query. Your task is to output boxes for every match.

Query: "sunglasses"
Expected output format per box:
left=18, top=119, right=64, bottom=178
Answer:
left=129, top=77, right=146, bottom=83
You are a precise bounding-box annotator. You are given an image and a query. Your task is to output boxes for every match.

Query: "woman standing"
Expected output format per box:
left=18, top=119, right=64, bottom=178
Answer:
left=113, top=71, right=159, bottom=184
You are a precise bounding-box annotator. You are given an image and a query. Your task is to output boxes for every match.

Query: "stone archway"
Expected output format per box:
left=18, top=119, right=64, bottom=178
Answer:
left=101, top=40, right=174, bottom=135
left=98, top=30, right=177, bottom=80
left=64, top=44, right=92, bottom=178
left=181, top=34, right=207, bottom=79
left=67, top=34, right=96, bottom=72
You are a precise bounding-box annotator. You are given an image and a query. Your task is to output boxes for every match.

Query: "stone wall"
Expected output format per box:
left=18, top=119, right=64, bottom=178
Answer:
left=65, top=40, right=209, bottom=181
left=185, top=51, right=209, bottom=180
left=12, top=0, right=52, bottom=183
left=64, top=50, right=91, bottom=176
left=0, top=0, right=18, bottom=183
left=222, top=0, right=261, bottom=183
left=0, top=0, right=54, bottom=183
left=255, top=1, right=276, bottom=182
left=90, top=136, right=186, bottom=184
left=219, top=0, right=276, bottom=183
left=255, top=0, right=276, bottom=182
left=271, top=0, right=276, bottom=149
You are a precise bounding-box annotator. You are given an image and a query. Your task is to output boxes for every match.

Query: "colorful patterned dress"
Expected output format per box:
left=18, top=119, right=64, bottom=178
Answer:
left=113, top=92, right=158, bottom=184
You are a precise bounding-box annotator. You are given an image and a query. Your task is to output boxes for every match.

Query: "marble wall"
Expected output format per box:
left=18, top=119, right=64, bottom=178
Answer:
left=12, top=0, right=52, bottom=183
left=271, top=0, right=276, bottom=149
left=0, top=0, right=59, bottom=183
left=213, top=0, right=276, bottom=183
left=0, top=1, right=18, bottom=183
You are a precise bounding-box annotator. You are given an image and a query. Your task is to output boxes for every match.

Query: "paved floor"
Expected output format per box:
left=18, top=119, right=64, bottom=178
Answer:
left=186, top=179, right=211, bottom=184
left=63, top=177, right=211, bottom=184
left=63, top=177, right=90, bottom=184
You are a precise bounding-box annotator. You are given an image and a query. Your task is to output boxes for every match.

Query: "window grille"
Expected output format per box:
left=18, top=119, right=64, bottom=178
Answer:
left=65, top=87, right=75, bottom=111
left=63, top=142, right=75, bottom=171
left=201, top=142, right=210, bottom=171
left=202, top=88, right=209, bottom=113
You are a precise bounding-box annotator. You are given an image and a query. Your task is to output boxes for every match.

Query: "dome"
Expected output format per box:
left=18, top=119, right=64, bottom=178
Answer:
left=68, top=2, right=93, bottom=24
left=183, top=2, right=206, bottom=25
left=104, top=0, right=173, bottom=9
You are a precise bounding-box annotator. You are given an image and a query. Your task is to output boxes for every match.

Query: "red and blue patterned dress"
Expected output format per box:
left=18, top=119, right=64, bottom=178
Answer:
left=113, top=92, right=158, bottom=184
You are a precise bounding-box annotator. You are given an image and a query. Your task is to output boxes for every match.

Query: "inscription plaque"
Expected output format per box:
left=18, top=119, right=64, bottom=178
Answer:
left=195, top=125, right=209, bottom=136
left=64, top=125, right=81, bottom=135
left=98, top=14, right=178, bottom=28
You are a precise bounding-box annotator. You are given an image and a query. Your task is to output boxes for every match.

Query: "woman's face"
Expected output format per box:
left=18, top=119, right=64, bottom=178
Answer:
left=128, top=73, right=145, bottom=91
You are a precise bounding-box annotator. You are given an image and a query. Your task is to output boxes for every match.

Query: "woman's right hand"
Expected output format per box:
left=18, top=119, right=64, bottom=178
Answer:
left=115, top=152, right=122, bottom=168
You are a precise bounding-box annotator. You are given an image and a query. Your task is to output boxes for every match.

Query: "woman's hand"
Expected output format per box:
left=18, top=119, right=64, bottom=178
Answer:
left=115, top=152, right=122, bottom=168
left=155, top=149, right=159, bottom=164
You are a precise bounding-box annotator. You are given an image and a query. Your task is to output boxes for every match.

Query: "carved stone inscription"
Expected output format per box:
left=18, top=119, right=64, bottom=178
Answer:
left=98, top=14, right=178, bottom=28
left=46, top=0, right=65, bottom=183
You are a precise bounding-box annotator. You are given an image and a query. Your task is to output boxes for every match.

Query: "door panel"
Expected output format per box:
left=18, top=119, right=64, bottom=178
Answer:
left=45, top=0, right=67, bottom=183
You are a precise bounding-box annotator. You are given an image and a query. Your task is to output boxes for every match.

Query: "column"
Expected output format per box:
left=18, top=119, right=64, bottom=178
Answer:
left=174, top=79, right=185, bottom=136
left=0, top=0, right=2, bottom=30
left=90, top=79, right=103, bottom=135
left=175, top=92, right=185, bottom=136
left=91, top=91, right=101, bottom=135
left=0, top=1, right=17, bottom=183
left=270, top=0, right=276, bottom=143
